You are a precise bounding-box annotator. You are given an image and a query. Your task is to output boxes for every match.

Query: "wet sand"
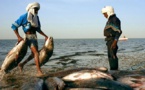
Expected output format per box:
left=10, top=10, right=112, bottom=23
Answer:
left=43, top=51, right=145, bottom=71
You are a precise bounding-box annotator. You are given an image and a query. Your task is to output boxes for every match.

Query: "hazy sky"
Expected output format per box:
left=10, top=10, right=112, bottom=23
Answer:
left=0, top=0, right=145, bottom=39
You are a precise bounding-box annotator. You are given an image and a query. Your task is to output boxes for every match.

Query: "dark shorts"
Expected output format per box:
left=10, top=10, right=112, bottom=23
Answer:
left=26, top=34, right=38, bottom=48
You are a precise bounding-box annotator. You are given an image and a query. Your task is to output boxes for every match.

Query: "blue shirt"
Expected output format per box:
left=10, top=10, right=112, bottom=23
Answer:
left=11, top=13, right=41, bottom=33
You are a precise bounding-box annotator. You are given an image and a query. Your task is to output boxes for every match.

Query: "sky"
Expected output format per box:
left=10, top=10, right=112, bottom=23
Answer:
left=0, top=0, right=145, bottom=39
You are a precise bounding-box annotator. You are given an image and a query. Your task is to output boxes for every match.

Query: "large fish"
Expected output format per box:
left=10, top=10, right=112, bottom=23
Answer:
left=21, top=77, right=65, bottom=90
left=39, top=37, right=54, bottom=66
left=62, top=70, right=113, bottom=81
left=62, top=70, right=133, bottom=90
left=0, top=38, right=28, bottom=74
left=25, top=37, right=54, bottom=66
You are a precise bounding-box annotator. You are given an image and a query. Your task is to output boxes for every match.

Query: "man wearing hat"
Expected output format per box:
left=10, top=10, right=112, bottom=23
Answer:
left=11, top=2, right=48, bottom=77
left=101, top=6, right=122, bottom=70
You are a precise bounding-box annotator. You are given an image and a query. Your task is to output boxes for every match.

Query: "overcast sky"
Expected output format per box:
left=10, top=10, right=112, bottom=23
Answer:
left=0, top=0, right=145, bottom=39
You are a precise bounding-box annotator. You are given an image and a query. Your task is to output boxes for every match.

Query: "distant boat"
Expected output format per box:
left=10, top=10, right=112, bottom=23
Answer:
left=119, top=36, right=128, bottom=41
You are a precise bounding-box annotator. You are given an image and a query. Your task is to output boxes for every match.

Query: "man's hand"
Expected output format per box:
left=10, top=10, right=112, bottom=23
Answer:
left=45, top=36, right=48, bottom=41
left=38, top=30, right=48, bottom=41
left=14, top=29, right=23, bottom=44
left=17, top=36, right=23, bottom=44
left=111, top=40, right=117, bottom=49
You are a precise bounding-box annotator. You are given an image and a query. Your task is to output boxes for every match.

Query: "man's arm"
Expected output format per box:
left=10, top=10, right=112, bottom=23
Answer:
left=14, top=29, right=23, bottom=43
left=11, top=14, right=27, bottom=43
left=104, top=24, right=121, bottom=33
left=38, top=30, right=48, bottom=41
left=110, top=19, right=122, bottom=49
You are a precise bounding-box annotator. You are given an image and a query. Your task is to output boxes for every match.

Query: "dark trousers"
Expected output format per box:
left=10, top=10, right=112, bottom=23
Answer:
left=106, top=40, right=118, bottom=70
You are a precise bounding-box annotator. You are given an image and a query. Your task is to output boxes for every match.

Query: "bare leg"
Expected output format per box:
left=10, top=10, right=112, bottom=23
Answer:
left=18, top=53, right=34, bottom=72
left=30, top=46, right=43, bottom=76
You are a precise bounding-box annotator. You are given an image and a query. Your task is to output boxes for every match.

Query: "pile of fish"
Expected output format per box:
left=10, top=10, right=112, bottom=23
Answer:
left=20, top=68, right=145, bottom=90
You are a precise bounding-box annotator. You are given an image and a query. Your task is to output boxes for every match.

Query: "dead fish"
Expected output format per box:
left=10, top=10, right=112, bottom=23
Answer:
left=21, top=77, right=65, bottom=90
left=62, top=70, right=132, bottom=90
left=62, top=70, right=113, bottom=81
left=39, top=37, right=54, bottom=66
left=0, top=38, right=27, bottom=74
left=21, top=78, right=45, bottom=90
left=47, top=67, right=108, bottom=78
left=45, top=77, right=65, bottom=90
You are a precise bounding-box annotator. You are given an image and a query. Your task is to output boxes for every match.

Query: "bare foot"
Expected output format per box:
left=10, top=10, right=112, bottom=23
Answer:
left=18, top=63, right=23, bottom=73
left=36, top=72, right=46, bottom=78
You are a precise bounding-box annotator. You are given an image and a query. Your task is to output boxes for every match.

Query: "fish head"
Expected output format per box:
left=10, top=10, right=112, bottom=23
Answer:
left=45, top=37, right=54, bottom=49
